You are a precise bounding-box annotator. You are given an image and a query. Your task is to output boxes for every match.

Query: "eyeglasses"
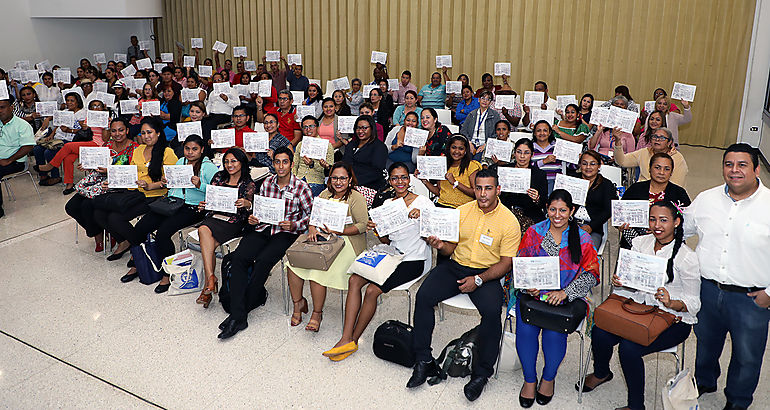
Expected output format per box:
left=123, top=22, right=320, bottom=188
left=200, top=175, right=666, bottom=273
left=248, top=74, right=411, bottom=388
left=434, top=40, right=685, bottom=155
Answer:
left=278, top=97, right=290, bottom=101
left=479, top=96, right=491, bottom=101
left=389, top=176, right=410, bottom=182
left=356, top=125, right=371, bottom=130
left=330, top=176, right=349, bottom=182
left=263, top=120, right=277, bottom=125
left=302, top=125, right=317, bottom=129
left=232, top=114, right=247, bottom=118
left=651, top=135, right=671, bottom=141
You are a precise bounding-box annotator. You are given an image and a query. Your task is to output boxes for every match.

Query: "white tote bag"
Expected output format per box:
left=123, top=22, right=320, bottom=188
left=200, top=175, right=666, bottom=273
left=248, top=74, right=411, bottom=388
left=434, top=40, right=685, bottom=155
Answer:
left=661, top=368, right=700, bottom=410
left=163, top=249, right=205, bottom=295
left=347, top=245, right=404, bottom=285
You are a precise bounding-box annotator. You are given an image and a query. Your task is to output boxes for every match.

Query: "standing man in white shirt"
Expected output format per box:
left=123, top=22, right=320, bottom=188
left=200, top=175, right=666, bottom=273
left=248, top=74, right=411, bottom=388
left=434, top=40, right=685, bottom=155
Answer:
left=683, top=143, right=770, bottom=410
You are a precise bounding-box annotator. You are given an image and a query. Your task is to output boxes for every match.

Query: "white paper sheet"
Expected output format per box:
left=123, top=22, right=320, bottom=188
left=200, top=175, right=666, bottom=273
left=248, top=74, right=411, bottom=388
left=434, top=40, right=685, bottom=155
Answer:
left=136, top=58, right=152, bottom=70
left=589, top=106, right=611, bottom=126
left=387, top=78, right=399, bottom=91
left=556, top=95, right=578, bottom=112
left=53, top=110, right=74, bottom=127
left=309, top=197, right=349, bottom=232
left=93, top=82, right=108, bottom=94
left=243, top=131, right=269, bottom=152
left=191, top=38, right=203, bottom=49
left=163, top=165, right=195, bottom=188
left=139, top=40, right=152, bottom=51
left=141, top=100, right=160, bottom=116
left=210, top=128, right=236, bottom=149
left=287, top=54, right=302, bottom=66
left=370, top=51, right=387, bottom=64
left=265, top=50, right=281, bottom=61
left=35, top=101, right=57, bottom=117
left=86, top=110, right=109, bottom=128
left=15, top=60, right=30, bottom=70
left=553, top=174, right=590, bottom=206
left=416, top=156, right=447, bottom=180
left=212, top=82, right=231, bottom=95
left=670, top=82, right=696, bottom=102
left=119, top=99, right=140, bottom=115
left=182, top=55, right=195, bottom=68
left=254, top=195, right=286, bottom=225
left=611, top=200, right=650, bottom=228
left=53, top=69, right=71, bottom=84
left=0, top=80, right=7, bottom=100
left=257, top=80, right=272, bottom=97
left=419, top=207, right=460, bottom=242
left=498, top=167, right=531, bottom=194
left=176, top=121, right=202, bottom=142
left=337, top=116, right=357, bottom=134
left=363, top=84, right=378, bottom=97
left=523, top=91, right=545, bottom=107
left=231, top=46, right=246, bottom=58
left=295, top=105, right=316, bottom=121
left=79, top=147, right=110, bottom=170
left=290, top=90, right=304, bottom=104
left=181, top=88, right=200, bottom=102
left=644, top=101, right=656, bottom=113
left=212, top=41, right=228, bottom=53
left=404, top=127, right=429, bottom=148
left=369, top=198, right=411, bottom=237
left=299, top=136, right=329, bottom=160
left=114, top=53, right=127, bottom=63
left=608, top=106, right=638, bottom=134
left=513, top=257, right=561, bottom=290
left=233, top=84, right=249, bottom=97
left=530, top=108, right=554, bottom=125
left=553, top=139, right=583, bottom=164
left=205, top=185, right=238, bottom=214
left=22, top=70, right=39, bottom=84
left=107, top=165, right=138, bottom=188
left=36, top=60, right=51, bottom=73
left=197, top=65, right=213, bottom=77
left=436, top=55, right=453, bottom=68
left=616, top=248, right=668, bottom=293
left=120, top=65, right=137, bottom=78
left=244, top=60, right=257, bottom=71
left=446, top=81, right=462, bottom=95
left=484, top=138, right=514, bottom=161
left=495, top=94, right=518, bottom=110
left=160, top=53, right=173, bottom=63
left=93, top=53, right=107, bottom=64
left=494, top=62, right=511, bottom=76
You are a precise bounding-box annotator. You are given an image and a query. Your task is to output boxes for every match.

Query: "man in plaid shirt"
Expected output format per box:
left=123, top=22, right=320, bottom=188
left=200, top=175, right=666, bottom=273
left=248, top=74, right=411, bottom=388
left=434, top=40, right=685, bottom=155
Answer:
left=218, top=146, right=313, bottom=339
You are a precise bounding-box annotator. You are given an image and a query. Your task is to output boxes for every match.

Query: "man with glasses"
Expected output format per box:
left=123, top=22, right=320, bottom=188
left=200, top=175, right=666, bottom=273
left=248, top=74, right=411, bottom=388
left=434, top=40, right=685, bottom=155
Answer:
left=217, top=146, right=313, bottom=339
left=256, top=89, right=301, bottom=146
left=612, top=127, right=689, bottom=188
left=226, top=105, right=254, bottom=151
left=407, top=168, right=521, bottom=401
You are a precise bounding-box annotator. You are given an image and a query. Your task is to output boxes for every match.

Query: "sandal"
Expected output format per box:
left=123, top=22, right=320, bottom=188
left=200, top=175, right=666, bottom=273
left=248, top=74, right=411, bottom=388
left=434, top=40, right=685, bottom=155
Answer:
left=290, top=297, right=308, bottom=326
left=305, top=311, right=323, bottom=332
left=196, top=276, right=218, bottom=308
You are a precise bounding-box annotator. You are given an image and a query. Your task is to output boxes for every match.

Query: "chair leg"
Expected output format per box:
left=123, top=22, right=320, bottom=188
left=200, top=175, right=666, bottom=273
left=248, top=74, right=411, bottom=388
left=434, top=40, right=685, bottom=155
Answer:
left=406, top=289, right=412, bottom=326
left=672, top=352, right=681, bottom=374
left=4, top=178, right=15, bottom=201
left=577, top=332, right=586, bottom=404
left=438, top=303, right=445, bottom=321
left=75, top=223, right=79, bottom=244
left=28, top=172, right=43, bottom=204
left=494, top=314, right=512, bottom=379
left=281, top=258, right=288, bottom=315
left=340, top=290, right=345, bottom=328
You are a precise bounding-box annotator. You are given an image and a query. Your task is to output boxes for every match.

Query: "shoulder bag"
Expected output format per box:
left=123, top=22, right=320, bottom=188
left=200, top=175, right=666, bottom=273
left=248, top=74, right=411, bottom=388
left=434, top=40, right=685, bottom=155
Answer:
left=594, top=293, right=680, bottom=346
left=518, top=293, right=587, bottom=334
left=285, top=233, right=345, bottom=271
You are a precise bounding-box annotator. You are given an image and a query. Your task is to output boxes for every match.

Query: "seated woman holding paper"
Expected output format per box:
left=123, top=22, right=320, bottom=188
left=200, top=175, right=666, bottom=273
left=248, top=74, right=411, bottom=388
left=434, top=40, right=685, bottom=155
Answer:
left=618, top=153, right=690, bottom=249
left=459, top=90, right=501, bottom=161
left=250, top=112, right=293, bottom=173
left=385, top=111, right=420, bottom=173
left=574, top=150, right=618, bottom=250
left=286, top=162, right=369, bottom=332
left=512, top=189, right=600, bottom=408
left=481, top=119, right=513, bottom=167
left=454, top=84, right=479, bottom=126
left=159, top=87, right=182, bottom=149
left=552, top=104, right=591, bottom=144
left=36, top=99, right=112, bottom=194
left=318, top=97, right=350, bottom=149
left=589, top=125, right=636, bottom=159
left=418, top=134, right=481, bottom=208
left=418, top=108, right=453, bottom=157
left=531, top=120, right=561, bottom=194
left=34, top=92, right=86, bottom=187
left=581, top=200, right=699, bottom=410
left=65, top=118, right=138, bottom=253
left=648, top=95, right=691, bottom=147
left=332, top=90, right=352, bottom=116
left=578, top=93, right=594, bottom=126
left=293, top=116, right=334, bottom=196
left=342, top=115, right=388, bottom=191
left=391, top=90, right=423, bottom=126
left=634, top=110, right=666, bottom=150
left=496, top=138, right=548, bottom=233
left=129, top=83, right=160, bottom=137
left=119, top=135, right=217, bottom=294
left=302, top=83, right=324, bottom=118
left=195, top=147, right=256, bottom=302
left=612, top=127, right=688, bottom=188
left=323, top=162, right=433, bottom=361
left=94, top=117, right=178, bottom=265
left=180, top=75, right=207, bottom=118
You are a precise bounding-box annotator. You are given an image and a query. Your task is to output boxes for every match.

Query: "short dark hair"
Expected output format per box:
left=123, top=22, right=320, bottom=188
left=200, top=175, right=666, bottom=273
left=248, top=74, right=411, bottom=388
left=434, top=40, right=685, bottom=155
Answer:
left=461, top=85, right=473, bottom=93
left=481, top=73, right=493, bottom=82
left=273, top=146, right=294, bottom=163
left=402, top=70, right=411, bottom=77
left=475, top=167, right=498, bottom=186
left=302, top=115, right=319, bottom=126
left=535, top=81, right=548, bottom=89
left=232, top=105, right=250, bottom=116
left=723, top=143, right=759, bottom=169
left=161, top=66, right=173, bottom=74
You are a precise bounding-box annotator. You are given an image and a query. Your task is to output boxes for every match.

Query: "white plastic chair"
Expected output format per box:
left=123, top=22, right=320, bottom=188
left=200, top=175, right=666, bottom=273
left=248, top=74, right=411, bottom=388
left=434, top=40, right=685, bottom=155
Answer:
left=445, top=124, right=459, bottom=134
left=435, top=108, right=452, bottom=125
left=0, top=157, right=42, bottom=204
left=390, top=258, right=433, bottom=325
left=409, top=174, right=433, bottom=200
left=509, top=131, right=533, bottom=142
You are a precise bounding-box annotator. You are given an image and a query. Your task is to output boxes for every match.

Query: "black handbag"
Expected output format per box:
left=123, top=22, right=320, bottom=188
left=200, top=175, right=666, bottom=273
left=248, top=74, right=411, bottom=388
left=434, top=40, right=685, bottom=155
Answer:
left=72, top=128, right=93, bottom=142
left=518, top=293, right=587, bottom=334
left=92, top=190, right=146, bottom=212
left=373, top=320, right=415, bottom=367
left=148, top=194, right=185, bottom=216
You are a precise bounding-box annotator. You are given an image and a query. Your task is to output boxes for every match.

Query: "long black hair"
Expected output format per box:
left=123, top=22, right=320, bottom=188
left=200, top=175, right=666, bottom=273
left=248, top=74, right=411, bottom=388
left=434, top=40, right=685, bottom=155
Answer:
left=139, top=117, right=168, bottom=182
left=214, top=147, right=252, bottom=185
left=548, top=189, right=582, bottom=265
left=183, top=134, right=206, bottom=176
left=650, top=201, right=684, bottom=284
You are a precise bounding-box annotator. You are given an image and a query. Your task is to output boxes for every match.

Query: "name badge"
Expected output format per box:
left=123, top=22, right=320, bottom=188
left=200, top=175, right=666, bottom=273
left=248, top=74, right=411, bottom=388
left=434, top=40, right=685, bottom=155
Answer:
left=479, top=234, right=493, bottom=246
left=345, top=216, right=354, bottom=225
left=282, top=190, right=294, bottom=200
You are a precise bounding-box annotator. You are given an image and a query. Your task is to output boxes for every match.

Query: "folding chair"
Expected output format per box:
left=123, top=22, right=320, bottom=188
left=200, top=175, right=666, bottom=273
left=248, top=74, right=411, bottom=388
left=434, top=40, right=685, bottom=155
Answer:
left=435, top=109, right=452, bottom=125
left=0, top=157, right=43, bottom=204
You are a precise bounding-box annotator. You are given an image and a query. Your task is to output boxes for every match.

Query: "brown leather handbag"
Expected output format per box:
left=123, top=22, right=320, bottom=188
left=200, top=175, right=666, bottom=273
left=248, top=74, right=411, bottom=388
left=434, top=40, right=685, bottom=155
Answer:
left=285, top=233, right=345, bottom=271
left=594, top=293, right=680, bottom=346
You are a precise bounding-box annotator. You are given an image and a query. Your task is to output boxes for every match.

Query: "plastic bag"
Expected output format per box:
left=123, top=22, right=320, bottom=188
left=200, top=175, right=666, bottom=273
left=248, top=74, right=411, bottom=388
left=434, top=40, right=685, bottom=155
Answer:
left=662, top=368, right=699, bottom=410
left=163, top=249, right=204, bottom=295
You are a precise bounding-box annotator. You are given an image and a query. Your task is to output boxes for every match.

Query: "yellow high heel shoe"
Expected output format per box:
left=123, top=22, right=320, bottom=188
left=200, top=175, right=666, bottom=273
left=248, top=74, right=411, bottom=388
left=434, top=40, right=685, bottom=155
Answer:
left=323, top=341, right=358, bottom=357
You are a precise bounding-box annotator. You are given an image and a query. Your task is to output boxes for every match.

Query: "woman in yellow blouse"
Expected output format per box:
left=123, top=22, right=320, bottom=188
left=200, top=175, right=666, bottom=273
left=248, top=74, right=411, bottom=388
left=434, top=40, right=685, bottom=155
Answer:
left=96, top=117, right=178, bottom=266
left=417, top=134, right=481, bottom=208
left=286, top=162, right=369, bottom=332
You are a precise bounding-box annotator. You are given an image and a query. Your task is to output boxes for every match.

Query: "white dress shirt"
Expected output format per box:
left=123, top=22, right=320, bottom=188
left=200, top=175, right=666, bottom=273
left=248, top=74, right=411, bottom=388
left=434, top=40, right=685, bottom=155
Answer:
left=205, top=90, right=239, bottom=115
left=614, top=234, right=701, bottom=324
left=684, top=180, right=770, bottom=297
left=34, top=84, right=63, bottom=106
left=381, top=195, right=434, bottom=262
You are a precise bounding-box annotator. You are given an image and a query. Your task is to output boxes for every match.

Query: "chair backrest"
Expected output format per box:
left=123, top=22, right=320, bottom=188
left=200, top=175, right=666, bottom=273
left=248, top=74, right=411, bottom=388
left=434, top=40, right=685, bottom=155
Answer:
left=409, top=174, right=432, bottom=198
left=599, top=165, right=623, bottom=197
left=436, top=109, right=452, bottom=125
left=509, top=131, right=532, bottom=142
left=445, top=124, right=459, bottom=134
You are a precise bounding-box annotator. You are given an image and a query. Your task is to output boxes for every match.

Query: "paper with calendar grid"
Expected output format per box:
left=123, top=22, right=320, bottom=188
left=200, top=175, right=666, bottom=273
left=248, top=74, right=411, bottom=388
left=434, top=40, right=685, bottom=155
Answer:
left=300, top=137, right=329, bottom=160
left=513, top=257, right=560, bottom=290
left=35, top=101, right=57, bottom=117
left=254, top=195, right=286, bottom=225
left=523, top=91, right=545, bottom=107
left=309, top=197, right=349, bottom=233
left=107, top=165, right=138, bottom=188
left=436, top=55, right=452, bottom=68
left=553, top=139, right=583, bottom=164
left=498, top=167, right=531, bottom=194
left=611, top=200, right=650, bottom=228
left=369, top=198, right=411, bottom=237
left=210, top=128, right=235, bottom=149
left=419, top=207, right=459, bottom=242
left=404, top=127, right=429, bottom=148
left=176, top=121, right=202, bottom=142
left=670, top=82, right=696, bottom=102
left=616, top=249, right=668, bottom=293
left=484, top=138, right=513, bottom=161
left=265, top=50, right=280, bottom=61
left=554, top=174, right=589, bottom=206
left=120, top=99, right=139, bottom=115
left=337, top=116, right=357, bottom=134
left=163, top=165, right=195, bottom=188
left=205, top=185, right=238, bottom=214
left=79, top=147, right=110, bottom=170
left=494, top=62, right=511, bottom=76
left=191, top=38, right=203, bottom=49
left=243, top=132, right=269, bottom=153
left=416, top=156, right=447, bottom=180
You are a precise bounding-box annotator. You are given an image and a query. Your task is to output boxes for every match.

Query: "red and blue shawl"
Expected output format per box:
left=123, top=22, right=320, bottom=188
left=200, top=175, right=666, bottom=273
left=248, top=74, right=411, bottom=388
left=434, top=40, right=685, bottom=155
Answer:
left=504, top=219, right=600, bottom=312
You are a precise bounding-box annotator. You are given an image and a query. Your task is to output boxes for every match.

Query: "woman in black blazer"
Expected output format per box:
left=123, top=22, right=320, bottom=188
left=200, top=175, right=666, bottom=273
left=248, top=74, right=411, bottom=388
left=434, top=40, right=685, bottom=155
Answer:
left=495, top=138, right=548, bottom=234
left=574, top=150, right=618, bottom=250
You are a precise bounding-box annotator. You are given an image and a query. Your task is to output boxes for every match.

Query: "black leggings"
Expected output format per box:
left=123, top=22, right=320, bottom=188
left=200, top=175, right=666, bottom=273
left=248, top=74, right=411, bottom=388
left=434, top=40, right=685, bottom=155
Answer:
left=131, top=205, right=204, bottom=257
left=65, top=194, right=101, bottom=238
left=93, top=196, right=156, bottom=243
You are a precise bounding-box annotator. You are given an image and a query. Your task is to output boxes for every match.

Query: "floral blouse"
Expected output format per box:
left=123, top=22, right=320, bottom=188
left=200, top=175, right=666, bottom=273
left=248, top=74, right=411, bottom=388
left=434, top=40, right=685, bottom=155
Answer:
left=74, top=140, right=139, bottom=199
left=204, top=171, right=256, bottom=225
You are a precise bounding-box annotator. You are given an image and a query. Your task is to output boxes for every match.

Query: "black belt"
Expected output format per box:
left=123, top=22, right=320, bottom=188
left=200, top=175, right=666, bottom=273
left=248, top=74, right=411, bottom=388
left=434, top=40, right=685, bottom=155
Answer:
left=704, top=278, right=765, bottom=293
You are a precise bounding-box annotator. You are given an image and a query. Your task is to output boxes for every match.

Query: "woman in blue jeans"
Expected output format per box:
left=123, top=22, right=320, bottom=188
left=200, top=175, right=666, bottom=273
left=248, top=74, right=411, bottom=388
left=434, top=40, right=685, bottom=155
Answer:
left=579, top=200, right=701, bottom=410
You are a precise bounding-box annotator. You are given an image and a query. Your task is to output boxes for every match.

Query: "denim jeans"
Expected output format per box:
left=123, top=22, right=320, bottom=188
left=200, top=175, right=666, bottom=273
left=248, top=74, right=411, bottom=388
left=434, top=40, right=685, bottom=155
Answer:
left=33, top=145, right=60, bottom=179
left=694, top=279, right=770, bottom=408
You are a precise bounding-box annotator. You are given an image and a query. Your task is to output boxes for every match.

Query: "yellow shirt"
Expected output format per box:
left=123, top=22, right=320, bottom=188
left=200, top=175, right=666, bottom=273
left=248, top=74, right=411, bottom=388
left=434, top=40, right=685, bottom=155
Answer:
left=130, top=145, right=178, bottom=197
left=438, top=160, right=482, bottom=208
left=452, top=200, right=521, bottom=269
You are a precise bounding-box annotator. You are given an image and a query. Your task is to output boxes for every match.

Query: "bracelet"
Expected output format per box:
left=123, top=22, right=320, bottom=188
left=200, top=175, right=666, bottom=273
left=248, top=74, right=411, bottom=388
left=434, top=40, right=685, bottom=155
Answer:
left=453, top=181, right=459, bottom=189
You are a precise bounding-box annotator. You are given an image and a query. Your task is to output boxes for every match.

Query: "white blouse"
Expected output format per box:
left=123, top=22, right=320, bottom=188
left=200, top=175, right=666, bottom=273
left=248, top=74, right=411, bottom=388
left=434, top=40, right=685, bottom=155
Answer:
left=613, top=234, right=701, bottom=324
left=380, top=194, right=433, bottom=262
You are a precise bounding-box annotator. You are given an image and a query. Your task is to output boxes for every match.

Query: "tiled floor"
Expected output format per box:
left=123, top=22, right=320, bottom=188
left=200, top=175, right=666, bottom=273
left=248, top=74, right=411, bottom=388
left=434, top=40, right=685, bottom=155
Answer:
left=0, top=146, right=768, bottom=409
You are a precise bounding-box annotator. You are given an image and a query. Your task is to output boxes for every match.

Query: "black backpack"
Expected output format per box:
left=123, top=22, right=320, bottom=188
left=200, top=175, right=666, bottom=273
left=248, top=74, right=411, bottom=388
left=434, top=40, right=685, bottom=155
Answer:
left=219, top=253, right=268, bottom=314
left=373, top=320, right=415, bottom=367
left=428, top=325, right=480, bottom=385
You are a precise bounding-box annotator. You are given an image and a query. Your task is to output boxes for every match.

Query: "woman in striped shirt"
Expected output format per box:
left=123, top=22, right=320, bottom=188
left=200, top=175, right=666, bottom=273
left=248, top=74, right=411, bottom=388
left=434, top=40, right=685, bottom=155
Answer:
left=531, top=120, right=561, bottom=194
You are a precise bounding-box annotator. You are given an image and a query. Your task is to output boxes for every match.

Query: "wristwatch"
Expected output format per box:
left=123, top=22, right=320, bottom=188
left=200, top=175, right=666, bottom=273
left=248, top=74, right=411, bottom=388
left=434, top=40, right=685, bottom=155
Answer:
left=474, top=275, right=483, bottom=286
left=453, top=181, right=460, bottom=189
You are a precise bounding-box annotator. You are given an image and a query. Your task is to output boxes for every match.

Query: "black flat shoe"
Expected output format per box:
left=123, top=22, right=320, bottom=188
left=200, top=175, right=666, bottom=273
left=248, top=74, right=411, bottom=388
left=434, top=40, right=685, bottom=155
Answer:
left=219, top=316, right=233, bottom=330
left=697, top=384, right=717, bottom=397
left=519, top=394, right=535, bottom=408
left=120, top=272, right=138, bottom=283
left=723, top=401, right=748, bottom=410
left=127, top=258, right=134, bottom=268
left=406, top=359, right=440, bottom=388
left=154, top=283, right=170, bottom=293
left=536, top=379, right=554, bottom=405
left=576, top=371, right=614, bottom=393
left=463, top=376, right=488, bottom=402
left=33, top=164, right=41, bottom=173
left=62, top=187, right=75, bottom=195
left=107, top=248, right=129, bottom=261
left=217, top=319, right=247, bottom=339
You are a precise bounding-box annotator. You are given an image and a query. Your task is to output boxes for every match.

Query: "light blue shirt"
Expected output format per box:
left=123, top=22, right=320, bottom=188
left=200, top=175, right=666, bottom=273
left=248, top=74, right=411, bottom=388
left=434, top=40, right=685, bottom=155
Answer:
left=418, top=83, right=446, bottom=110
left=168, top=156, right=219, bottom=205
left=0, top=115, right=34, bottom=162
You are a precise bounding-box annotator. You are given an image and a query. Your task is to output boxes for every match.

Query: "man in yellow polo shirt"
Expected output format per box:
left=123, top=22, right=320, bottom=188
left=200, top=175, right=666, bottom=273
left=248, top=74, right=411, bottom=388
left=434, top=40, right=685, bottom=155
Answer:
left=407, top=168, right=520, bottom=401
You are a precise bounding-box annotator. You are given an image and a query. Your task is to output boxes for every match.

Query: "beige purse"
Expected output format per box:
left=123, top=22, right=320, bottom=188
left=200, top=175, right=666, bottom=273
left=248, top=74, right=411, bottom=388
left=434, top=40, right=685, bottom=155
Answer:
left=285, top=233, right=345, bottom=271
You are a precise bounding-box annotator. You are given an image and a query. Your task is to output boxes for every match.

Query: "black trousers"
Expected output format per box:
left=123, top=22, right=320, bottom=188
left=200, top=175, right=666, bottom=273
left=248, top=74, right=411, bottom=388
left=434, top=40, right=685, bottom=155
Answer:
left=228, top=229, right=298, bottom=322
left=65, top=194, right=101, bottom=237
left=93, top=196, right=156, bottom=243
left=0, top=161, right=25, bottom=209
left=131, top=205, right=204, bottom=258
left=412, top=259, right=503, bottom=378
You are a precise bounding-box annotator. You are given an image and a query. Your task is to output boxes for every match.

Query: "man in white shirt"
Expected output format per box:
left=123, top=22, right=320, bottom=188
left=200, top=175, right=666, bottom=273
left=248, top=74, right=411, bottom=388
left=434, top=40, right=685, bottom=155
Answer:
left=683, top=143, right=770, bottom=410
left=522, top=80, right=557, bottom=127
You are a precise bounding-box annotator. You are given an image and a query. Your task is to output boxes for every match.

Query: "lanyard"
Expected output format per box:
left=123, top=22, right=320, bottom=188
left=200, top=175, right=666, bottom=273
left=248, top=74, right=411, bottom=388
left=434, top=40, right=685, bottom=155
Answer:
left=475, top=109, right=488, bottom=143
